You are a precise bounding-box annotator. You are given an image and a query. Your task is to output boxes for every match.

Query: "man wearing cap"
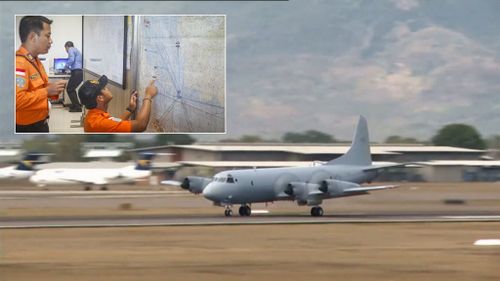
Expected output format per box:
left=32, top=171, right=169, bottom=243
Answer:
left=78, top=75, right=157, bottom=132
left=16, top=16, right=67, bottom=132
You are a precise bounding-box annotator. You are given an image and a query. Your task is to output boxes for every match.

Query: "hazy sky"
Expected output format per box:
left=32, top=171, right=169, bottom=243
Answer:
left=2, top=0, right=499, bottom=142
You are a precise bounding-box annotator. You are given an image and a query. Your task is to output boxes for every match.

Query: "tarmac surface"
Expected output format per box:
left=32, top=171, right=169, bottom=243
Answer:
left=1, top=182, right=500, bottom=281
left=1, top=182, right=500, bottom=227
left=2, top=213, right=500, bottom=228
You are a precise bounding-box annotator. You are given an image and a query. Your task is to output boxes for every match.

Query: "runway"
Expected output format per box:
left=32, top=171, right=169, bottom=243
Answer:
left=2, top=185, right=500, bottom=281
left=2, top=213, right=500, bottom=229
left=2, top=183, right=500, bottom=228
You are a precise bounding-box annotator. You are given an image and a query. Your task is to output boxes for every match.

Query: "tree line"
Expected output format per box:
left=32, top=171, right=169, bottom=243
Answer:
left=221, top=124, right=494, bottom=150
left=20, top=123, right=498, bottom=161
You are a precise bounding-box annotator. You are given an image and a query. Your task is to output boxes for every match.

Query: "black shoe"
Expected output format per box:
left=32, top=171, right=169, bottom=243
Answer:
left=69, top=107, right=82, bottom=112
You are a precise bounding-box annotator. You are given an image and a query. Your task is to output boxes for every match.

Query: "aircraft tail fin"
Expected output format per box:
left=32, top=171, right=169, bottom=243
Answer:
left=135, top=152, right=156, bottom=170
left=16, top=153, right=43, bottom=171
left=326, top=116, right=372, bottom=166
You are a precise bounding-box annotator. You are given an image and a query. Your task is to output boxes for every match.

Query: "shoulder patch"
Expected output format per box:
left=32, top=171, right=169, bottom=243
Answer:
left=16, top=77, right=26, bottom=88
left=108, top=117, right=122, bottom=122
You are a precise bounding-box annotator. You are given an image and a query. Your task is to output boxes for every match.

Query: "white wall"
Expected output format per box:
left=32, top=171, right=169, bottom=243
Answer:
left=15, top=15, right=82, bottom=73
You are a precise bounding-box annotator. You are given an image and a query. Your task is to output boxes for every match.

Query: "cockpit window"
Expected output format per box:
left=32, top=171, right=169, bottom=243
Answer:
left=214, top=177, right=228, bottom=183
left=213, top=175, right=236, bottom=183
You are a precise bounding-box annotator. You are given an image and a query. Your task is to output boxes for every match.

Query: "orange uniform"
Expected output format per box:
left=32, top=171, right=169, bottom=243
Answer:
left=84, top=108, right=132, bottom=133
left=15, top=46, right=50, bottom=125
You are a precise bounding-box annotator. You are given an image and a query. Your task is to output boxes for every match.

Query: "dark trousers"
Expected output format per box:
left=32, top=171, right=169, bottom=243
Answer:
left=16, top=118, right=49, bottom=133
left=67, top=69, right=83, bottom=109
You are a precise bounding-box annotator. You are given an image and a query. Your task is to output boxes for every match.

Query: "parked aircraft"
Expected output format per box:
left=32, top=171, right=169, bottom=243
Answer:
left=29, top=153, right=156, bottom=190
left=0, top=153, right=44, bottom=180
left=163, top=116, right=407, bottom=217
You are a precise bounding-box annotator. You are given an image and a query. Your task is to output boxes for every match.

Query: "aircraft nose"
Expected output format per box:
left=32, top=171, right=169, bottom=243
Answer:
left=202, top=183, right=218, bottom=202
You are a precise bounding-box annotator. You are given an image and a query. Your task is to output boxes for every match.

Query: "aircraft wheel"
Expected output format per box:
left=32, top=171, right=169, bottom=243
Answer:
left=239, top=205, right=252, bottom=216
left=311, top=206, right=324, bottom=217
left=84, top=186, right=92, bottom=191
left=239, top=206, right=246, bottom=216
left=224, top=209, right=233, bottom=217
left=100, top=186, right=108, bottom=191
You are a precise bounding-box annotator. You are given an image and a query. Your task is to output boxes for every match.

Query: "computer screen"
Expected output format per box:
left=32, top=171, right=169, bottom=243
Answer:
left=54, top=58, right=68, bottom=73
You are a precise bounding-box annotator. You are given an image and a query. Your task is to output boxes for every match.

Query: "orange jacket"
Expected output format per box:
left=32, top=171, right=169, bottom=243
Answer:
left=15, top=46, right=50, bottom=125
left=84, top=108, right=132, bottom=133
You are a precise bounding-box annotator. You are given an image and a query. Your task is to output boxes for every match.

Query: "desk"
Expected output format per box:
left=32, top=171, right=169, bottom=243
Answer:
left=49, top=73, right=71, bottom=79
left=48, top=73, right=71, bottom=105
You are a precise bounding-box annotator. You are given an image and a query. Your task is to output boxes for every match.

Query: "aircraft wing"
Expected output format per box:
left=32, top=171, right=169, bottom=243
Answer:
left=276, top=191, right=292, bottom=199
left=308, top=190, right=324, bottom=196
left=343, top=184, right=398, bottom=193
left=362, top=163, right=417, bottom=172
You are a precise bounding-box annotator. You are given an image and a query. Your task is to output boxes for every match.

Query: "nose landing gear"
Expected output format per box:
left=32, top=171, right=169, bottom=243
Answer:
left=224, top=209, right=233, bottom=216
left=224, top=205, right=233, bottom=217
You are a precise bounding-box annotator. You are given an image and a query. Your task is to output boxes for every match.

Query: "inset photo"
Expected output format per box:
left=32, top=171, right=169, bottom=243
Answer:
left=15, top=15, right=226, bottom=134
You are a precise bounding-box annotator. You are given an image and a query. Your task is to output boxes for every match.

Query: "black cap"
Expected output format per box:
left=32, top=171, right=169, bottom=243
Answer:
left=78, top=75, right=108, bottom=109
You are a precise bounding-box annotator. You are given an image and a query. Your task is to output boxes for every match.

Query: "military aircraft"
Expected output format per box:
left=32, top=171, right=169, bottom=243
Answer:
left=0, top=153, right=44, bottom=180
left=163, top=116, right=407, bottom=217
left=29, top=153, right=156, bottom=190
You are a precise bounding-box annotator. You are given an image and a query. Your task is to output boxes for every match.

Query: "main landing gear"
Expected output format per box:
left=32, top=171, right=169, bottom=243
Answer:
left=238, top=205, right=251, bottom=216
left=310, top=206, right=324, bottom=217
left=223, top=205, right=252, bottom=217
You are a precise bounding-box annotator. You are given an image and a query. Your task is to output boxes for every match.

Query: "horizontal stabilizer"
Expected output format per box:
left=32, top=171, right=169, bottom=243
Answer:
left=344, top=185, right=398, bottom=193
left=362, top=163, right=416, bottom=172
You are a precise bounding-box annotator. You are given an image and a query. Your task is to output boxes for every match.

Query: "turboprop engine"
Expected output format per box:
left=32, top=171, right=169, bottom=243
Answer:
left=319, top=179, right=360, bottom=196
left=285, top=182, right=324, bottom=206
left=181, top=176, right=212, bottom=194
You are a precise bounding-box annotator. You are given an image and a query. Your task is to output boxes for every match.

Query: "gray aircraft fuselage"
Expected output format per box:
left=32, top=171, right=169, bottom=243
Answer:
left=176, top=116, right=403, bottom=216
left=202, top=165, right=376, bottom=205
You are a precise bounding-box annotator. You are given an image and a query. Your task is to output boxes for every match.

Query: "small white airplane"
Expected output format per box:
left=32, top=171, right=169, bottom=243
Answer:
left=0, top=154, right=44, bottom=180
left=29, top=153, right=156, bottom=190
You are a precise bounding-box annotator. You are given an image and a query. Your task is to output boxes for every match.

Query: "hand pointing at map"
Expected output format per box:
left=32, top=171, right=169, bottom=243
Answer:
left=145, top=80, right=158, bottom=99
